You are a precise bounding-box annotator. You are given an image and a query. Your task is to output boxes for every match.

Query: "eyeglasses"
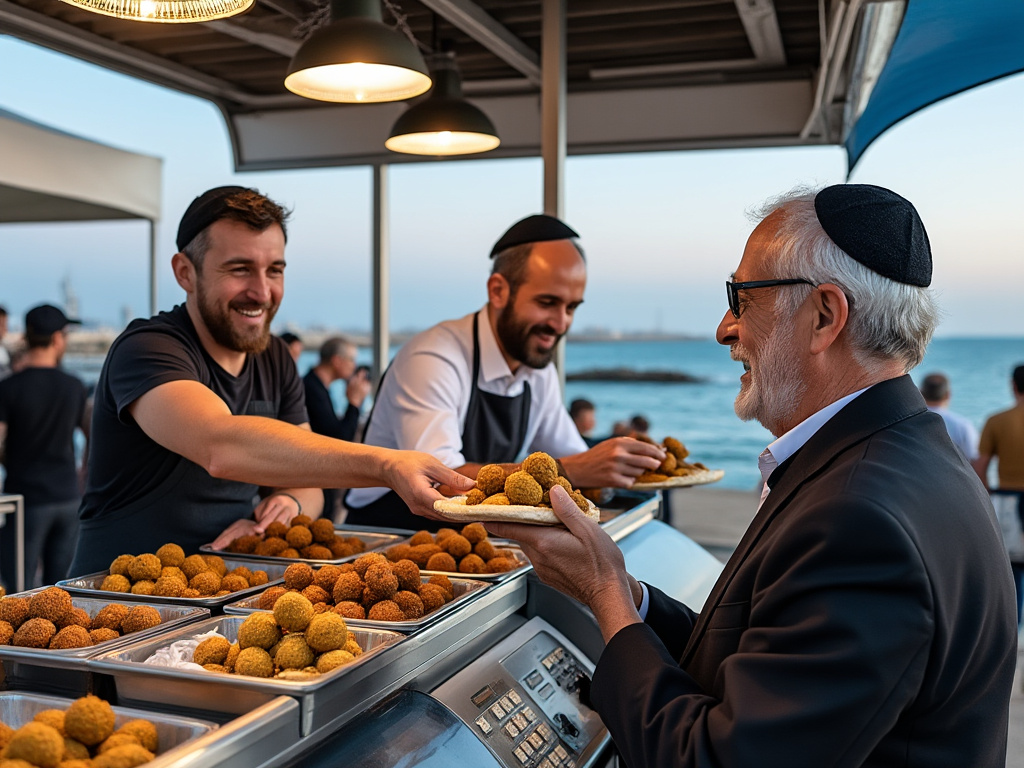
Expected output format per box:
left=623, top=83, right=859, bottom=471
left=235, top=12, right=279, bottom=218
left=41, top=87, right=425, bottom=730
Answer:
left=726, top=278, right=817, bottom=318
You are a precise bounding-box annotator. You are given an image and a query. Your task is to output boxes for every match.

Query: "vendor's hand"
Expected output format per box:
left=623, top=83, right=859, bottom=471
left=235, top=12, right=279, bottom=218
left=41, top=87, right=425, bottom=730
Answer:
left=346, top=368, right=372, bottom=408
left=384, top=450, right=476, bottom=520
left=211, top=518, right=261, bottom=551
left=560, top=437, right=666, bottom=488
left=252, top=492, right=301, bottom=533
left=486, top=485, right=642, bottom=643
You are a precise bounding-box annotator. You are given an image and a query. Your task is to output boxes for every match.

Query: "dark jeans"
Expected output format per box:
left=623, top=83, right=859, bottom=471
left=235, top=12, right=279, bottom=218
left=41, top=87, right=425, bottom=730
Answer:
left=0, top=498, right=81, bottom=591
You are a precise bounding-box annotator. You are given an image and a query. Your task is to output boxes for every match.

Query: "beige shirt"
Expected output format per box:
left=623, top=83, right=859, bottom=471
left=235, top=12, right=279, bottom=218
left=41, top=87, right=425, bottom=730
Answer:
left=979, top=403, right=1024, bottom=490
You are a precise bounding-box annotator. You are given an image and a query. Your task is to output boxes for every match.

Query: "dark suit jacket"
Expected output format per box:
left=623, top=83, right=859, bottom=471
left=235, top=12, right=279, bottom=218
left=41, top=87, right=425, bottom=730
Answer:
left=592, top=375, right=1016, bottom=767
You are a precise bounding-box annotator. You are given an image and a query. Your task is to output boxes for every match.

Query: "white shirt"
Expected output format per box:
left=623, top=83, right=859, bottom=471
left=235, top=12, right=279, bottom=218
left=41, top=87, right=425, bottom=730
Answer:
left=347, top=308, right=588, bottom=507
left=927, top=405, right=979, bottom=461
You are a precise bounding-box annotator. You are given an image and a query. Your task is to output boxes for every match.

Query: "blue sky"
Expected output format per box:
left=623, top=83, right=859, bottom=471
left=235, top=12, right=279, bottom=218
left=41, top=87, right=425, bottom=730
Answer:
left=1, top=35, right=1021, bottom=337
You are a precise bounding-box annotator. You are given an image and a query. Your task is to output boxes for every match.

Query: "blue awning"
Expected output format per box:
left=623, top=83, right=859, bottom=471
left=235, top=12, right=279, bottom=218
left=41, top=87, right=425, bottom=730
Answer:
left=847, top=0, right=1024, bottom=172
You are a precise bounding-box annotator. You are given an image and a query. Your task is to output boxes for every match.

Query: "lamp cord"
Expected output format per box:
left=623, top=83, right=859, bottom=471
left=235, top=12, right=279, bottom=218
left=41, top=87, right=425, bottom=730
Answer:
left=295, top=0, right=430, bottom=53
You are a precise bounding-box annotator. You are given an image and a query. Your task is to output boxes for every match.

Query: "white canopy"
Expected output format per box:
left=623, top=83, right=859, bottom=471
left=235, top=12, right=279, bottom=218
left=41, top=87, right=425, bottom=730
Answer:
left=0, top=108, right=161, bottom=223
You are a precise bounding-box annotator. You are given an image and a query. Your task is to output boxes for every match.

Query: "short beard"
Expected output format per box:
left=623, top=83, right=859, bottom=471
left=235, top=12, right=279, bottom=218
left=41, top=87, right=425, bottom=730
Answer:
left=196, top=278, right=276, bottom=355
left=732, top=319, right=806, bottom=435
left=496, top=300, right=561, bottom=369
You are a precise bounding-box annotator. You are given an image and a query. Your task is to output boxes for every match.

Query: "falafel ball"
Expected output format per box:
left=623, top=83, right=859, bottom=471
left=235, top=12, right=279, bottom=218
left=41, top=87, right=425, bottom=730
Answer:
left=301, top=585, right=331, bottom=605
left=201, top=555, right=227, bottom=577
left=570, top=490, right=591, bottom=513
left=476, top=464, right=506, bottom=496
left=304, top=544, right=334, bottom=560
left=0, top=596, right=30, bottom=628
left=440, top=535, right=471, bottom=559
left=657, top=452, right=678, bottom=474
left=274, top=634, right=315, bottom=670
left=408, top=530, right=434, bottom=547
left=116, top=720, right=158, bottom=753
left=504, top=471, right=543, bottom=506
left=521, top=452, right=559, bottom=490
left=257, top=586, right=288, bottom=611
left=129, top=581, right=156, bottom=596
left=108, top=554, right=134, bottom=576
left=392, top=591, right=424, bottom=619
left=100, top=574, right=131, bottom=593
left=57, top=606, right=93, bottom=630
left=285, top=526, right=313, bottom=549
left=331, top=572, right=365, bottom=603
left=228, top=534, right=260, bottom=554
left=221, top=574, right=250, bottom=593
left=273, top=592, right=315, bottom=632
left=179, top=555, right=208, bottom=580
left=13, top=617, right=57, bottom=648
left=255, top=537, right=288, bottom=557
left=418, top=583, right=447, bottom=613
left=91, top=743, right=155, bottom=768
left=310, top=518, right=336, bottom=544
left=32, top=709, right=65, bottom=735
left=249, top=570, right=270, bottom=587
left=127, top=554, right=162, bottom=582
left=425, top=552, right=457, bottom=572
left=0, top=619, right=14, bottom=644
left=90, top=628, right=121, bottom=644
left=391, top=559, right=421, bottom=592
left=193, top=635, right=232, bottom=666
left=460, top=522, right=487, bottom=545
left=464, top=488, right=487, bottom=506
left=486, top=557, right=516, bottom=573
left=312, top=565, right=343, bottom=594
left=305, top=612, right=349, bottom=653
left=63, top=735, right=91, bottom=760
left=91, top=605, right=129, bottom=632
left=188, top=571, right=221, bottom=596
left=367, top=600, right=405, bottom=622
left=121, top=606, right=162, bottom=634
left=64, top=695, right=116, bottom=746
left=458, top=554, right=487, bottom=574
left=152, top=576, right=186, bottom=598
left=473, top=539, right=497, bottom=561
left=234, top=646, right=275, bottom=678
left=316, top=649, right=356, bottom=673
left=364, top=563, right=399, bottom=602
left=291, top=514, right=313, bottom=527
left=352, top=553, right=389, bottom=578
left=3, top=721, right=64, bottom=768
left=237, top=612, right=281, bottom=650
left=427, top=574, right=455, bottom=601
left=663, top=436, right=689, bottom=461
left=49, top=625, right=92, bottom=649
left=384, top=543, right=413, bottom=562
left=160, top=566, right=188, bottom=585
left=96, top=732, right=141, bottom=754
left=263, top=520, right=289, bottom=539
left=481, top=493, right=511, bottom=505
left=332, top=602, right=366, bottom=620
left=406, top=544, right=443, bottom=567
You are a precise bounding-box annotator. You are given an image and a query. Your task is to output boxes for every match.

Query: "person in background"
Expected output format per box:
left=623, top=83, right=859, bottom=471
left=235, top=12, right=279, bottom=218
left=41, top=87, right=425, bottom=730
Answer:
left=629, top=414, right=651, bottom=440
left=920, top=372, right=978, bottom=460
left=974, top=364, right=1024, bottom=625
left=488, top=184, right=1015, bottom=767
left=303, top=335, right=372, bottom=519
left=569, top=398, right=599, bottom=447
left=345, top=213, right=665, bottom=530
left=70, top=185, right=470, bottom=574
left=279, top=331, right=303, bottom=364
left=0, top=306, right=10, bottom=379
left=0, top=304, right=89, bottom=589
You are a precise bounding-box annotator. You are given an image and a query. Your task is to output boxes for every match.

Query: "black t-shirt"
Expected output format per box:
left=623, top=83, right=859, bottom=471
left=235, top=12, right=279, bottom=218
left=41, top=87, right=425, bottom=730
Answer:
left=74, top=304, right=307, bottom=573
left=0, top=367, right=87, bottom=505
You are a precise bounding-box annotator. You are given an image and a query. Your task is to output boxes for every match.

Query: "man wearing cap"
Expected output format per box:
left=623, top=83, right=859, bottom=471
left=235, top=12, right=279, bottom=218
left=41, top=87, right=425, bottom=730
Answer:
left=0, top=304, right=89, bottom=588
left=345, top=214, right=666, bottom=529
left=70, top=186, right=470, bottom=574
left=488, top=186, right=1015, bottom=766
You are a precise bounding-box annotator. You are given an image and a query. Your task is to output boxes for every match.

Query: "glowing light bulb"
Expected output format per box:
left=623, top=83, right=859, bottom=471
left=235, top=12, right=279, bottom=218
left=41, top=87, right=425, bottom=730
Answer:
left=139, top=0, right=157, bottom=16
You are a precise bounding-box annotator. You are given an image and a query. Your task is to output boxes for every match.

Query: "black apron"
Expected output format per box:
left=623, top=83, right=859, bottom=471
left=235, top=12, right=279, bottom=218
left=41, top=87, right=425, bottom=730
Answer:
left=345, top=312, right=531, bottom=531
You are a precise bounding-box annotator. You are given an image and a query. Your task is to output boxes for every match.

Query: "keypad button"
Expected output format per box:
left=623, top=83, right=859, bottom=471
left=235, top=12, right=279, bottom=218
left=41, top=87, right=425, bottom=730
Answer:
left=523, top=707, right=536, bottom=722
left=475, top=716, right=492, bottom=734
left=538, top=683, right=554, bottom=700
left=500, top=696, right=514, bottom=713
left=554, top=745, right=569, bottom=760
left=514, top=747, right=529, bottom=764
left=529, top=732, right=545, bottom=749
left=526, top=671, right=543, bottom=689
left=508, top=689, right=522, bottom=705
left=522, top=741, right=535, bottom=756
left=537, top=722, right=552, bottom=739
left=491, top=704, right=506, bottom=720
left=504, top=723, right=520, bottom=738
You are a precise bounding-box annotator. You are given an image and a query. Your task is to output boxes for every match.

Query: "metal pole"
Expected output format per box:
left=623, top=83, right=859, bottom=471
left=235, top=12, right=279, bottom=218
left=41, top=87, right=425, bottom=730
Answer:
left=372, top=165, right=390, bottom=384
left=149, top=219, right=158, bottom=316
left=542, top=0, right=568, bottom=389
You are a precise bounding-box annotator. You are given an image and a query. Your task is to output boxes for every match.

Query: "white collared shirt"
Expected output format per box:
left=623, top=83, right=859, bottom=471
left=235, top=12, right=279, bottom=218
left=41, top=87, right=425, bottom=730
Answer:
left=347, top=307, right=588, bottom=508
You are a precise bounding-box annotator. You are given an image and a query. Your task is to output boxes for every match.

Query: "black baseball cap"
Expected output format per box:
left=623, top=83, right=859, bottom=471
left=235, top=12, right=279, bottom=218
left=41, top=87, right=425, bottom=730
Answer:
left=176, top=185, right=252, bottom=252
left=25, top=304, right=81, bottom=336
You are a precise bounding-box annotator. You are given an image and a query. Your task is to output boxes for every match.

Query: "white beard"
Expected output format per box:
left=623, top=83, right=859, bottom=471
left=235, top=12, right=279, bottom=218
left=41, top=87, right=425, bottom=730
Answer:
left=731, top=318, right=806, bottom=435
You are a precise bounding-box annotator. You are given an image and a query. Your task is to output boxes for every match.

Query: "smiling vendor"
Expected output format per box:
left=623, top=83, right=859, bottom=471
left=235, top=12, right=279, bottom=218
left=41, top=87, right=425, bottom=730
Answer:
left=345, top=214, right=665, bottom=530
left=70, top=186, right=470, bottom=575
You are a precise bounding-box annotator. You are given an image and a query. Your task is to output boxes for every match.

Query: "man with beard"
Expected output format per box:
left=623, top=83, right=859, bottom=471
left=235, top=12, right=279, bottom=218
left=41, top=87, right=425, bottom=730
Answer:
left=345, top=214, right=665, bottom=529
left=71, top=186, right=471, bottom=573
left=486, top=186, right=1016, bottom=767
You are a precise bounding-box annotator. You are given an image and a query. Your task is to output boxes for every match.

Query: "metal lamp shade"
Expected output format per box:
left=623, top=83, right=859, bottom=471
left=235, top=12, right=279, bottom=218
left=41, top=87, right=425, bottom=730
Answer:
left=58, top=0, right=253, bottom=22
left=285, top=16, right=432, bottom=103
left=385, top=67, right=500, bottom=156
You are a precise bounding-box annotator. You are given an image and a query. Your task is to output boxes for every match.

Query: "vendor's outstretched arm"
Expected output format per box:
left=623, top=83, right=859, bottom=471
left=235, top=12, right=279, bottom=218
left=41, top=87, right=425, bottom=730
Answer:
left=129, top=379, right=474, bottom=518
left=559, top=437, right=666, bottom=489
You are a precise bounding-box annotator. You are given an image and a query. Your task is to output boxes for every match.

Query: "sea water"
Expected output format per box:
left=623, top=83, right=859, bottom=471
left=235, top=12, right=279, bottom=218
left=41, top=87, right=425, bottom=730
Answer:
left=63, top=337, right=1024, bottom=492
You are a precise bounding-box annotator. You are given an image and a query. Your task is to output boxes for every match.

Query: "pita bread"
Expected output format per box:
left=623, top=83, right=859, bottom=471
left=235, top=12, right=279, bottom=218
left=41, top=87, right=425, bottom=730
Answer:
left=433, top=496, right=600, bottom=525
left=631, top=468, right=725, bottom=490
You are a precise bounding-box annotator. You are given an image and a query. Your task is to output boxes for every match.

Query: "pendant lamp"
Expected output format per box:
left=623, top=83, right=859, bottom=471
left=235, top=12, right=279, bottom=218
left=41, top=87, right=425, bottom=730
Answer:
left=58, top=0, right=252, bottom=22
left=385, top=52, right=500, bottom=156
left=285, top=0, right=432, bottom=103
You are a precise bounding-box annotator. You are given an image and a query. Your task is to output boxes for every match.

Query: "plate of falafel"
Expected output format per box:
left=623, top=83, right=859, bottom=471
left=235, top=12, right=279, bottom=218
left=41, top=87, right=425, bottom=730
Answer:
left=433, top=452, right=599, bottom=526
left=628, top=435, right=724, bottom=490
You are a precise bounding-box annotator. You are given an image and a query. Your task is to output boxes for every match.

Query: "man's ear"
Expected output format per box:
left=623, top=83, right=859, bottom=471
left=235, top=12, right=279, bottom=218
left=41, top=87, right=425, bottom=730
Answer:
left=808, top=283, right=850, bottom=355
left=487, top=273, right=511, bottom=310
left=171, top=252, right=196, bottom=293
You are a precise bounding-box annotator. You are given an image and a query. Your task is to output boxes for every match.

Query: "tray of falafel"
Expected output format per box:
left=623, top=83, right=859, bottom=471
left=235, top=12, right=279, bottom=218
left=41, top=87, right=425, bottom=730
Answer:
left=378, top=522, right=532, bottom=582
left=0, top=690, right=217, bottom=767
left=222, top=554, right=492, bottom=632
left=56, top=543, right=290, bottom=612
left=629, top=436, right=725, bottom=490
left=0, top=586, right=209, bottom=665
left=432, top=453, right=600, bottom=525
left=89, top=609, right=404, bottom=726
left=200, top=515, right=407, bottom=566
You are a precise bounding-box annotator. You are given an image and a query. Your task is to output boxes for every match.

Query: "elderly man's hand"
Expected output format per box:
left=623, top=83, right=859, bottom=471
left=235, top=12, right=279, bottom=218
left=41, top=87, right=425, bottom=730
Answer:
left=384, top=450, right=476, bottom=520
left=486, top=485, right=643, bottom=643
left=560, top=437, right=666, bottom=489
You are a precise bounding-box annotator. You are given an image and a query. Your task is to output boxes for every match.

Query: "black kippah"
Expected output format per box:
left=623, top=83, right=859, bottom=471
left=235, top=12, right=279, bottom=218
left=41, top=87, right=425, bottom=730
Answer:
left=489, top=214, right=580, bottom=258
left=176, top=185, right=252, bottom=252
left=813, top=184, right=931, bottom=287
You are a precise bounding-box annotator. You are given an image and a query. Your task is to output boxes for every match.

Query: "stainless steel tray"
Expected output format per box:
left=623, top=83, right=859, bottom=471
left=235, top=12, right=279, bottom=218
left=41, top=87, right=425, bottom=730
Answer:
left=0, top=691, right=217, bottom=761
left=56, top=558, right=291, bottom=612
left=90, top=615, right=405, bottom=735
left=223, top=575, right=491, bottom=632
left=199, top=530, right=405, bottom=566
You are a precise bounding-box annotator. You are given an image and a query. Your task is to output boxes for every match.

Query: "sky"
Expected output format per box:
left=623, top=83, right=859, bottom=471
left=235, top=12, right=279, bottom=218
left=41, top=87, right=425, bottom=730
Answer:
left=1, top=34, right=1022, bottom=338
